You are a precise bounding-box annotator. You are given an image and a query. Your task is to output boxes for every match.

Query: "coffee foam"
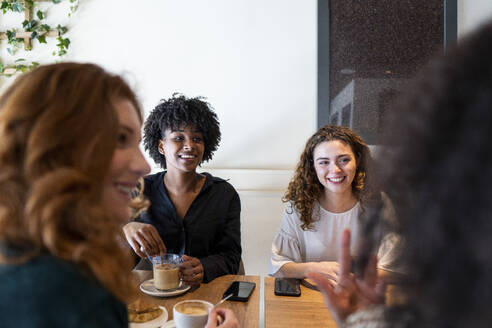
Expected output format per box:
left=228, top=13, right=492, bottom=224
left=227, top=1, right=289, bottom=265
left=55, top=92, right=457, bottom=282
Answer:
left=155, top=263, right=177, bottom=270
left=176, top=302, right=209, bottom=316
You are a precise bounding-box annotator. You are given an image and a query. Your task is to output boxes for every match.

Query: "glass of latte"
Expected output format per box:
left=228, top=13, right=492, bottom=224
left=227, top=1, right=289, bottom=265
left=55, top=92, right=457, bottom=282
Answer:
left=152, top=253, right=181, bottom=290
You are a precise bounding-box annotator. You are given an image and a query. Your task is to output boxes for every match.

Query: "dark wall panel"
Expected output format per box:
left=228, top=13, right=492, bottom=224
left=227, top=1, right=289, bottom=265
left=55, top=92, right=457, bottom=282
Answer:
left=318, top=0, right=457, bottom=144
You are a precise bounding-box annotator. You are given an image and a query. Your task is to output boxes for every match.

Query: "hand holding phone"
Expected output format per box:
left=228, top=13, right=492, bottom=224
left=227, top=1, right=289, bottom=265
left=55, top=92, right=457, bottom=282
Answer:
left=223, top=281, right=256, bottom=302
left=274, top=278, right=301, bottom=297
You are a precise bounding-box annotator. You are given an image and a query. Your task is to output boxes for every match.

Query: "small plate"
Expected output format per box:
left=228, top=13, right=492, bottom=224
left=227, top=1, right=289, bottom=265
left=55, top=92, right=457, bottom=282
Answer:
left=161, top=320, right=175, bottom=328
left=140, top=279, right=191, bottom=297
left=129, top=306, right=168, bottom=328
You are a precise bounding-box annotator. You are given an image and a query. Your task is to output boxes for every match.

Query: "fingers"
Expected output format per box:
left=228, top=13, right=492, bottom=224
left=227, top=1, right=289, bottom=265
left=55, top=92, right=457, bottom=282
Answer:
left=356, top=255, right=386, bottom=304
left=364, top=254, right=378, bottom=287
left=205, top=308, right=219, bottom=328
left=123, top=222, right=166, bottom=256
left=213, top=308, right=240, bottom=328
left=134, top=231, right=154, bottom=255
left=146, top=228, right=167, bottom=255
left=123, top=223, right=147, bottom=258
left=138, top=227, right=162, bottom=256
left=374, top=280, right=387, bottom=303
left=307, top=272, right=337, bottom=309
left=315, top=270, right=338, bottom=282
left=181, top=270, right=203, bottom=284
left=309, top=261, right=339, bottom=280
left=329, top=263, right=340, bottom=281
left=128, top=238, right=146, bottom=258
left=357, top=279, right=386, bottom=304
left=339, top=229, right=352, bottom=280
left=326, top=277, right=337, bottom=290
left=180, top=256, right=204, bottom=285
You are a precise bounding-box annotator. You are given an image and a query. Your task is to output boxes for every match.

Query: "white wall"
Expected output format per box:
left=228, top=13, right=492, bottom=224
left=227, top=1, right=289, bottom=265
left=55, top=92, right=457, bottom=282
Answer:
left=458, top=0, right=492, bottom=37
left=68, top=0, right=317, bottom=171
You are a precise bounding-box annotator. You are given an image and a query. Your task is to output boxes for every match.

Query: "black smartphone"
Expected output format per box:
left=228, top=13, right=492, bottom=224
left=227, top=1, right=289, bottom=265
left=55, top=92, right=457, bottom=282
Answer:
left=274, top=278, right=301, bottom=297
left=223, top=281, right=256, bottom=302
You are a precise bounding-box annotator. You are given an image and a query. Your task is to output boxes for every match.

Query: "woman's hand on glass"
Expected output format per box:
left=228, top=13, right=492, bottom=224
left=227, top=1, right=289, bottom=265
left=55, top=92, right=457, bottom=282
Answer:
left=122, top=222, right=166, bottom=257
left=180, top=255, right=204, bottom=285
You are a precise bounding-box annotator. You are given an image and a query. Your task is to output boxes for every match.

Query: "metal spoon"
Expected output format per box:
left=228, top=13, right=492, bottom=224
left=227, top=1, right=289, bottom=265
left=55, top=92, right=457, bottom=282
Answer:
left=214, top=293, right=233, bottom=308
left=140, top=247, right=153, bottom=264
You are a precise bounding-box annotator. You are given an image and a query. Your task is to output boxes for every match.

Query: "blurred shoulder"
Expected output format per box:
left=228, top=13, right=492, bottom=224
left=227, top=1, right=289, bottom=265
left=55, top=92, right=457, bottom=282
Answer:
left=0, top=255, right=126, bottom=325
left=4, top=256, right=107, bottom=297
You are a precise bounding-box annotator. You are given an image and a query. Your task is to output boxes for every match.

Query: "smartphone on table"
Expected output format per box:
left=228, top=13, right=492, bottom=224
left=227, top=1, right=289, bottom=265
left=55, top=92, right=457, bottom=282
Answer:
left=223, top=281, right=256, bottom=302
left=274, top=278, right=301, bottom=297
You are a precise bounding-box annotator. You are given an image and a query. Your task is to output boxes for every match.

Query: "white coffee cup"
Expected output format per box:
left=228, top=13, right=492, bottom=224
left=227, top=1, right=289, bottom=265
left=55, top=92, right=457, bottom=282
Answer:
left=173, top=300, right=213, bottom=328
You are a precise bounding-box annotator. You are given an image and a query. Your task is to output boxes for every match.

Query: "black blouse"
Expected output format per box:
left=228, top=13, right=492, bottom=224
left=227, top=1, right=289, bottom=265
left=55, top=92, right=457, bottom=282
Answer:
left=138, top=171, right=242, bottom=283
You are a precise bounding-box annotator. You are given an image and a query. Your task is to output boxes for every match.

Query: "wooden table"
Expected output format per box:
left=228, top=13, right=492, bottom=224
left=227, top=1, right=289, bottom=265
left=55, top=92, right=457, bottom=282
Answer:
left=134, top=271, right=260, bottom=328
left=264, top=277, right=336, bottom=328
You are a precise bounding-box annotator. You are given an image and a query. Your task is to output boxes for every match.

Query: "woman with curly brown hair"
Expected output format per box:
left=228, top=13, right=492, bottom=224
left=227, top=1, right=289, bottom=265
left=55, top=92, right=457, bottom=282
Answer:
left=269, top=125, right=401, bottom=279
left=0, top=63, right=151, bottom=326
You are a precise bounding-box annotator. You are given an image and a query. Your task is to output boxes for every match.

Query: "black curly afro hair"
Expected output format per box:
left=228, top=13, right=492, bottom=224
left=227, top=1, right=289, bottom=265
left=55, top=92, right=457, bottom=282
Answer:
left=143, top=94, right=221, bottom=168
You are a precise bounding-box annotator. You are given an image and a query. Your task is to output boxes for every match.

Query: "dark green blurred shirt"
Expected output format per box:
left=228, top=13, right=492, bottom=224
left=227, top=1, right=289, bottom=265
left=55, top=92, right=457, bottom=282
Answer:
left=0, top=255, right=127, bottom=328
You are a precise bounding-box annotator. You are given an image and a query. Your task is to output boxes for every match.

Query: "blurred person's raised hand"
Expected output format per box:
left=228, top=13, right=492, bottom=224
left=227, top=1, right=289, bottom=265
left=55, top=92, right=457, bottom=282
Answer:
left=206, top=308, right=239, bottom=328
left=123, top=222, right=166, bottom=257
left=307, top=230, right=385, bottom=326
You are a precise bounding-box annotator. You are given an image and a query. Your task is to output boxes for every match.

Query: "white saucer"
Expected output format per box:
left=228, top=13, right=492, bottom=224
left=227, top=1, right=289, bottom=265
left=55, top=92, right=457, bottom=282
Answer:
left=140, top=279, right=191, bottom=297
left=161, top=320, right=175, bottom=328
left=129, top=306, right=168, bottom=328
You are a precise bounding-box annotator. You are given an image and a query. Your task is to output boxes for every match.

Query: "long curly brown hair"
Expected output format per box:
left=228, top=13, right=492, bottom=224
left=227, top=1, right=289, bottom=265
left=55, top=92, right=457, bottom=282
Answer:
left=284, top=125, right=372, bottom=230
left=0, top=63, right=145, bottom=303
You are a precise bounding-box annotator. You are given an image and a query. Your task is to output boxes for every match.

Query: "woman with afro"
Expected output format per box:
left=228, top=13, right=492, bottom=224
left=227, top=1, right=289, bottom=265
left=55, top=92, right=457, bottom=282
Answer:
left=123, top=94, right=241, bottom=285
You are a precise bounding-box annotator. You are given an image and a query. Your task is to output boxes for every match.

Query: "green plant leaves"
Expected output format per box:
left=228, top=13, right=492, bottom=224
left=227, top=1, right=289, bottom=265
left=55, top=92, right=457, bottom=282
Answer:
left=5, top=29, right=17, bottom=42
left=55, top=36, right=70, bottom=56
left=37, top=35, right=46, bottom=44
left=40, top=24, right=50, bottom=33
left=1, top=0, right=75, bottom=77
left=56, top=24, right=68, bottom=35
left=12, top=1, right=23, bottom=12
left=22, top=19, right=38, bottom=31
left=1, top=1, right=24, bottom=13
left=1, top=59, right=40, bottom=76
left=5, top=28, right=22, bottom=55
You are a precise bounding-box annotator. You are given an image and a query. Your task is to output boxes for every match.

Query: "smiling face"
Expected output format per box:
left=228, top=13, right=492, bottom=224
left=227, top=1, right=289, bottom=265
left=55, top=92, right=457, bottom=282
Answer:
left=158, top=125, right=205, bottom=173
left=102, top=99, right=151, bottom=222
left=313, top=139, right=357, bottom=199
